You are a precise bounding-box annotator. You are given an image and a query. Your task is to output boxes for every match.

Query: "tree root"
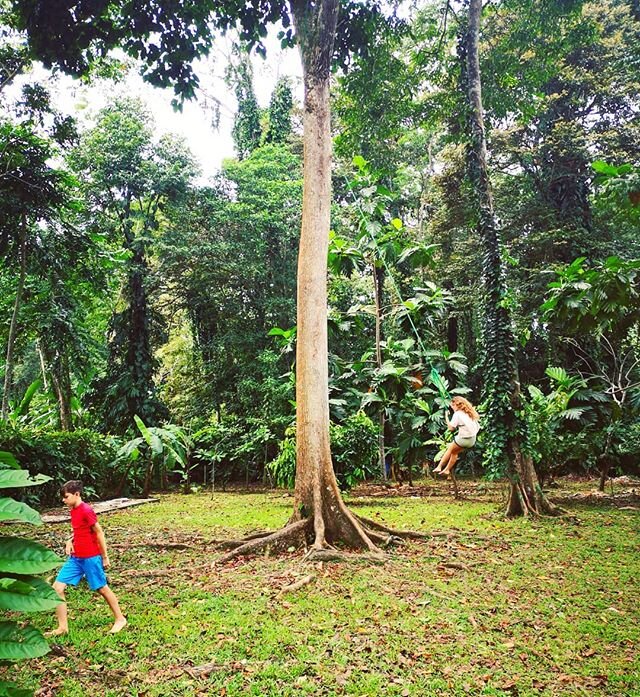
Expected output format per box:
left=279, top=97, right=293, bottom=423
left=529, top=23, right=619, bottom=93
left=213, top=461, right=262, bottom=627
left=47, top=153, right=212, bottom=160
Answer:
left=507, top=479, right=566, bottom=518
left=215, top=498, right=445, bottom=563
left=278, top=573, right=315, bottom=595
left=217, top=530, right=276, bottom=550
left=363, top=529, right=405, bottom=548
left=215, top=510, right=430, bottom=563
left=355, top=515, right=431, bottom=540
left=217, top=519, right=310, bottom=563
left=184, top=662, right=224, bottom=678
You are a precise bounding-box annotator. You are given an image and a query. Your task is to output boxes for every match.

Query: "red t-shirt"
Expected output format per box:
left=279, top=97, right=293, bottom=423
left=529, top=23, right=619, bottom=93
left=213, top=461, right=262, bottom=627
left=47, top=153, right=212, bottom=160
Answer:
left=70, top=502, right=101, bottom=558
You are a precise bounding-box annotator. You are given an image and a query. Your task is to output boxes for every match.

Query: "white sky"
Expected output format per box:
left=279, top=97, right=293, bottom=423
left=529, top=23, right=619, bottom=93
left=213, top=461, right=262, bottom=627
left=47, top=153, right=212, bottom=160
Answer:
left=10, top=33, right=303, bottom=181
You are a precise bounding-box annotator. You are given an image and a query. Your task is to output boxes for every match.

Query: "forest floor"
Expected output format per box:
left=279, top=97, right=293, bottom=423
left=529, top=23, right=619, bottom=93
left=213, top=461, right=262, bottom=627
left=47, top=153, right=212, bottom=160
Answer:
left=5, top=475, right=639, bottom=697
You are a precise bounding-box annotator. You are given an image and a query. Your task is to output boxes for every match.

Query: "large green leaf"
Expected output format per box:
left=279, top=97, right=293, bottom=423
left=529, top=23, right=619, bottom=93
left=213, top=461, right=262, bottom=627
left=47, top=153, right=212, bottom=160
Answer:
left=0, top=680, right=34, bottom=697
left=11, top=379, right=42, bottom=419
left=0, top=576, right=61, bottom=612
left=0, top=538, right=62, bottom=575
left=134, top=415, right=163, bottom=455
left=0, top=452, right=19, bottom=470
left=0, top=499, right=42, bottom=526
left=0, top=621, right=49, bottom=661
left=0, top=471, right=51, bottom=490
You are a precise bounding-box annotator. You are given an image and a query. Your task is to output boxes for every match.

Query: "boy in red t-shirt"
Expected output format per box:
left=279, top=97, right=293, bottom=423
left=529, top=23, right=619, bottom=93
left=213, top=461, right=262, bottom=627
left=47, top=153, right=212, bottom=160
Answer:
left=49, top=480, right=127, bottom=635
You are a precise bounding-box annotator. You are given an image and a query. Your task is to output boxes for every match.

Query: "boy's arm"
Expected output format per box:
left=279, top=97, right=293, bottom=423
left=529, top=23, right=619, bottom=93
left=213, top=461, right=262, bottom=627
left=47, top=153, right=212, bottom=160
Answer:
left=447, top=411, right=458, bottom=431
left=91, top=522, right=111, bottom=569
left=65, top=538, right=74, bottom=556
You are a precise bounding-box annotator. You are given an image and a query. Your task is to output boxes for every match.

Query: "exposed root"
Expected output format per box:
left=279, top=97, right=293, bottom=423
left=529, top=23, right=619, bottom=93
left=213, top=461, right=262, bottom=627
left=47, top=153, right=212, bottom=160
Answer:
left=217, top=530, right=276, bottom=550
left=278, top=573, right=315, bottom=595
left=355, top=515, right=431, bottom=540
left=440, top=561, right=470, bottom=571
left=365, top=529, right=405, bottom=547
left=217, top=519, right=310, bottom=563
left=507, top=479, right=567, bottom=518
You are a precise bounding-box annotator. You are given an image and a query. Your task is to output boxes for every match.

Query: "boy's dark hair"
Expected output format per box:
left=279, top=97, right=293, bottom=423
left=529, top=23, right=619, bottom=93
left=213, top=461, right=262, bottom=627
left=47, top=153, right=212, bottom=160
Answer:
left=60, top=480, right=83, bottom=496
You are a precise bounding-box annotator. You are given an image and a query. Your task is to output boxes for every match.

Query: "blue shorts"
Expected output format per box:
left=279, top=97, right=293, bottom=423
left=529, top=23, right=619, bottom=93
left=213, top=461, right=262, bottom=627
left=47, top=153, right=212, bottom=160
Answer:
left=56, top=555, right=108, bottom=591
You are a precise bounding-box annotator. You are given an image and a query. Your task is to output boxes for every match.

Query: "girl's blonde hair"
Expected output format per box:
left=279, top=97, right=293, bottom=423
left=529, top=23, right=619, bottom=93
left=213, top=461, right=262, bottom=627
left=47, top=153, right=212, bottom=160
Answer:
left=451, top=396, right=479, bottom=421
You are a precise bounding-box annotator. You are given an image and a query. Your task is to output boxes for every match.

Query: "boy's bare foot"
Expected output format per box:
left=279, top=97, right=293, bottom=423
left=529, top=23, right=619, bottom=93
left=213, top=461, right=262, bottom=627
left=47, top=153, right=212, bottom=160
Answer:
left=109, top=617, right=127, bottom=634
left=45, top=627, right=68, bottom=637
left=432, top=466, right=442, bottom=473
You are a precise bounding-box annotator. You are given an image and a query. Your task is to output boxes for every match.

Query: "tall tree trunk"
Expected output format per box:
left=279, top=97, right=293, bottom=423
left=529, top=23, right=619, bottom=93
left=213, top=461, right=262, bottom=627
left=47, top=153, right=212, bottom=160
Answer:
left=1, top=223, right=27, bottom=421
left=35, top=340, right=49, bottom=392
left=290, top=0, right=379, bottom=551
left=466, top=0, right=559, bottom=517
left=220, top=3, right=431, bottom=563
left=373, top=263, right=387, bottom=480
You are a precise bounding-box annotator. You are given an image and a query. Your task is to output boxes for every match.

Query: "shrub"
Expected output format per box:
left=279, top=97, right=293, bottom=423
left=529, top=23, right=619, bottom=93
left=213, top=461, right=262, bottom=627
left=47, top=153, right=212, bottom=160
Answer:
left=330, top=412, right=379, bottom=489
left=0, top=426, right=120, bottom=506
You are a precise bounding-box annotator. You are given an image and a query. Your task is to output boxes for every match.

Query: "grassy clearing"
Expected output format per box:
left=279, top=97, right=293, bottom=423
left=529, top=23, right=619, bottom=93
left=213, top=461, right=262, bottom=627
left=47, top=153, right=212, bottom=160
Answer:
left=3, top=478, right=639, bottom=696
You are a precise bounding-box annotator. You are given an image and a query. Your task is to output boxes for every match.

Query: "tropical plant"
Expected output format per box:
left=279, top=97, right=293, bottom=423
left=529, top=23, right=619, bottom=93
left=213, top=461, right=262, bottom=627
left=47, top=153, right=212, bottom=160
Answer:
left=112, top=416, right=193, bottom=497
left=542, top=255, right=640, bottom=488
left=0, top=451, right=62, bottom=697
left=524, top=367, right=609, bottom=482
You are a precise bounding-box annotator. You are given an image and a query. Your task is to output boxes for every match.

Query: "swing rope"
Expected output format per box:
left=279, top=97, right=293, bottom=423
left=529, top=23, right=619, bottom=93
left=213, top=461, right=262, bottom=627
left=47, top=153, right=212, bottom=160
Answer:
left=341, top=175, right=452, bottom=403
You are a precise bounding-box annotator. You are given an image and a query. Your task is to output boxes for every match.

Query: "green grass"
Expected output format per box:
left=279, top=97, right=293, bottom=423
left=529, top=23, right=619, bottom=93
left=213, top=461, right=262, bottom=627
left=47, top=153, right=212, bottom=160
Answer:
left=4, top=478, right=640, bottom=696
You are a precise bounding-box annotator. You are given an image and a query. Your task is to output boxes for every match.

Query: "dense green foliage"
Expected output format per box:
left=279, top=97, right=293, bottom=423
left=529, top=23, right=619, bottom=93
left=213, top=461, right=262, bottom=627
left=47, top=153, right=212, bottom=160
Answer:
left=0, top=425, right=118, bottom=506
left=1, top=0, right=639, bottom=491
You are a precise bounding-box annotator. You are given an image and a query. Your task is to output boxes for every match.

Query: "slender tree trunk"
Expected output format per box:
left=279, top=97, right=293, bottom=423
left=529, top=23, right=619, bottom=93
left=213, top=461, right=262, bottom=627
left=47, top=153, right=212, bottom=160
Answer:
left=127, top=247, right=154, bottom=422
left=466, top=0, right=559, bottom=516
left=49, top=352, right=73, bottom=431
left=373, top=263, right=387, bottom=479
left=598, top=419, right=615, bottom=492
left=2, top=223, right=27, bottom=421
left=220, top=3, right=429, bottom=563
left=36, top=340, right=49, bottom=392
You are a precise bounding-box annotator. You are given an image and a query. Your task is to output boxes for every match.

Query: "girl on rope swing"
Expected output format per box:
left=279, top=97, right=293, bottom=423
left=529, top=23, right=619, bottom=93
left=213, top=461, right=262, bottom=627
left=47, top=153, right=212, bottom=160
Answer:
left=432, top=396, right=480, bottom=477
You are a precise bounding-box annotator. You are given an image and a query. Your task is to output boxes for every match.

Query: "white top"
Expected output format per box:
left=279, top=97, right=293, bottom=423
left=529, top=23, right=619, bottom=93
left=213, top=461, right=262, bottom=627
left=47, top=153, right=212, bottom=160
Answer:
left=449, top=410, right=479, bottom=439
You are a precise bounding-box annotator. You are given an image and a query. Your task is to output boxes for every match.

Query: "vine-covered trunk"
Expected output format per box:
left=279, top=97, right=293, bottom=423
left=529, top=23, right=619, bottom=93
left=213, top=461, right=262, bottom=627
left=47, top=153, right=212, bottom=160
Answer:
left=466, top=0, right=559, bottom=517
left=290, top=0, right=382, bottom=552
left=1, top=224, right=27, bottom=421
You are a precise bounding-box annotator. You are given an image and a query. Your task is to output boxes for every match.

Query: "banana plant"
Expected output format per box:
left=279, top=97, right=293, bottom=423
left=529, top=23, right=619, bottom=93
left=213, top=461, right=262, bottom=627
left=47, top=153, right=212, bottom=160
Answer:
left=0, top=452, right=63, bottom=697
left=113, top=416, right=192, bottom=496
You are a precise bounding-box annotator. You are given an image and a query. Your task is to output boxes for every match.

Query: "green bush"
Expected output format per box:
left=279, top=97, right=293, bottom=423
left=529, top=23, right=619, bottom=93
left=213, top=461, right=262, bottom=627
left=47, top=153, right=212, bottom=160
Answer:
left=267, top=412, right=379, bottom=491
left=267, top=426, right=296, bottom=489
left=331, top=411, right=379, bottom=489
left=0, top=426, right=120, bottom=506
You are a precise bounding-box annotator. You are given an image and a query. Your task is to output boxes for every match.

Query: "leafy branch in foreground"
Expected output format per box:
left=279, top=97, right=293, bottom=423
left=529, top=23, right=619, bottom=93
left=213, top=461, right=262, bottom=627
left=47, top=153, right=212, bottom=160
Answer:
left=0, top=452, right=62, bottom=697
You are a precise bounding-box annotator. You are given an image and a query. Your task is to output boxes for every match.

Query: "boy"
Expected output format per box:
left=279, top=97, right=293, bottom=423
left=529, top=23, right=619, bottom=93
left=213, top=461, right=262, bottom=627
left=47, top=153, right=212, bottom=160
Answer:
left=49, top=480, right=127, bottom=635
